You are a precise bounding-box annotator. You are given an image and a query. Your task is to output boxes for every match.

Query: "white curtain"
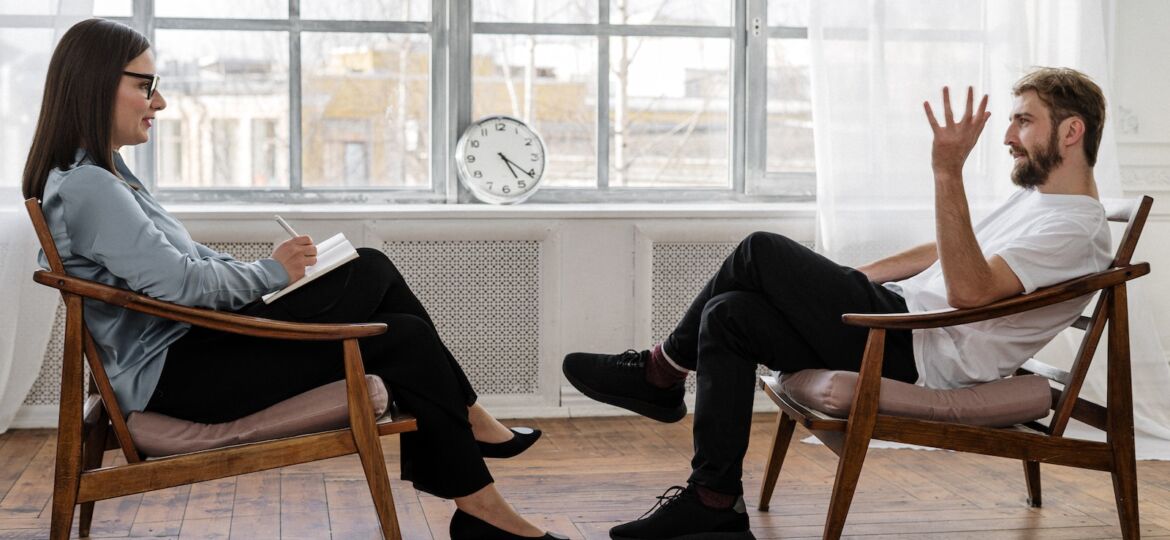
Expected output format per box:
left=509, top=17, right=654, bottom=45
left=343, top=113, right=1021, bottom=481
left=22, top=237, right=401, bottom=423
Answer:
left=0, top=1, right=93, bottom=433
left=810, top=0, right=1170, bottom=457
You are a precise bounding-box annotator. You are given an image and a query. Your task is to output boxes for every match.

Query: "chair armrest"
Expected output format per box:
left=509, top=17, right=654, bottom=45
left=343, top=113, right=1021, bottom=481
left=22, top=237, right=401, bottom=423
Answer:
left=842, top=263, right=1149, bottom=330
left=33, top=271, right=386, bottom=341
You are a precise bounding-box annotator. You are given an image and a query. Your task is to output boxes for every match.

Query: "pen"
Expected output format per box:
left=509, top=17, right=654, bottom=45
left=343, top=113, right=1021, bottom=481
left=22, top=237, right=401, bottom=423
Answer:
left=275, top=215, right=298, bottom=237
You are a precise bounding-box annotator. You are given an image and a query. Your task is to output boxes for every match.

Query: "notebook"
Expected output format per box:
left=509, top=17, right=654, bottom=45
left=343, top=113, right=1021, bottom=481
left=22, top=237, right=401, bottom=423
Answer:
left=262, top=233, right=359, bottom=304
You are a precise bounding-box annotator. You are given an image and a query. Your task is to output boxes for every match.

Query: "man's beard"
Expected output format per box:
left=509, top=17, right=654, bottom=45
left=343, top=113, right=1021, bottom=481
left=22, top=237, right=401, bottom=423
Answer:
left=1010, top=127, right=1062, bottom=189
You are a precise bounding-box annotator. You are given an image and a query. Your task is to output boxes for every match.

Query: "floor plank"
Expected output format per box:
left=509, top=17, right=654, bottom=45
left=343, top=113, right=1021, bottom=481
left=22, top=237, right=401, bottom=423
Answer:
left=0, top=431, right=47, bottom=503
left=1, top=414, right=1169, bottom=538
left=278, top=474, right=330, bottom=540
left=0, top=436, right=55, bottom=517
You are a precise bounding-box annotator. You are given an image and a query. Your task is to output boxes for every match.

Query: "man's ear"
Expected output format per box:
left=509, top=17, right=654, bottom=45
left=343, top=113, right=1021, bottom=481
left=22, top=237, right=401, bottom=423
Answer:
left=1060, top=116, right=1086, bottom=150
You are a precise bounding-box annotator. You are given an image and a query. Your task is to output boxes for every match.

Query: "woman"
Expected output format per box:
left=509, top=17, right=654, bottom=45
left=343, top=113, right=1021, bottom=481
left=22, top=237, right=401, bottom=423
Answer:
left=23, top=18, right=565, bottom=540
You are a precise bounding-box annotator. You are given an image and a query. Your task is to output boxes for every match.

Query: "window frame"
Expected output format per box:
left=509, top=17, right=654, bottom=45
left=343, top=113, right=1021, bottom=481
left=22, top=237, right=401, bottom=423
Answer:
left=3, top=0, right=817, bottom=203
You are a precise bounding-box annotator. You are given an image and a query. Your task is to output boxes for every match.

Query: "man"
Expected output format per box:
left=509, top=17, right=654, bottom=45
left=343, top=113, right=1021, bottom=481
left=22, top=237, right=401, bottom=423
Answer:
left=563, top=67, right=1113, bottom=540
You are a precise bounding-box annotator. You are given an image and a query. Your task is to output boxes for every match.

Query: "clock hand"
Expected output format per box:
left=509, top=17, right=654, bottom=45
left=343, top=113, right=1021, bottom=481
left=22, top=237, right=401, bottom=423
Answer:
left=497, top=153, right=519, bottom=179
left=500, top=154, right=536, bottom=178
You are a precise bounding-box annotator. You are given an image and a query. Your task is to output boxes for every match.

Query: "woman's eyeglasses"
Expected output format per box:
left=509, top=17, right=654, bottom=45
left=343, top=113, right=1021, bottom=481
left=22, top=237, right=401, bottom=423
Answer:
left=123, top=71, right=160, bottom=100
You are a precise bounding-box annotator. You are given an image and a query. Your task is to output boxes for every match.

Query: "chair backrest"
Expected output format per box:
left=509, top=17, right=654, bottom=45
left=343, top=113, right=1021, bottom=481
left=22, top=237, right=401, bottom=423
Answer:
left=1104, top=196, right=1152, bottom=267
left=25, top=198, right=142, bottom=462
left=1039, top=195, right=1152, bottom=437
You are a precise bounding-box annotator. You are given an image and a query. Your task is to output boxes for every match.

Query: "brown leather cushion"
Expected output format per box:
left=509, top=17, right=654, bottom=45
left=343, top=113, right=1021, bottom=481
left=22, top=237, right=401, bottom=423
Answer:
left=127, top=375, right=389, bottom=457
left=778, top=369, right=1052, bottom=428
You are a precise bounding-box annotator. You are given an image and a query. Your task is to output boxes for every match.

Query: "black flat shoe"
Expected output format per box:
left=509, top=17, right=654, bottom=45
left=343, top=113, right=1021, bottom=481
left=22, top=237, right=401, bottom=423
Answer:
left=449, top=508, right=569, bottom=540
left=477, top=427, right=542, bottom=458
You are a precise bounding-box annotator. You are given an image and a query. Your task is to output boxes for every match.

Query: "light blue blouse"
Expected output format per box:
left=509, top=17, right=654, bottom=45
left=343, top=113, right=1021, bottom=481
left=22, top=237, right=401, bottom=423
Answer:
left=38, top=150, right=289, bottom=414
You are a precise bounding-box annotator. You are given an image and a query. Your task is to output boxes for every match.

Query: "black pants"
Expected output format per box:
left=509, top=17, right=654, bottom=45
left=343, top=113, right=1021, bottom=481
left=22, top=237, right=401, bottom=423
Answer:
left=662, top=232, right=918, bottom=496
left=145, top=248, right=492, bottom=499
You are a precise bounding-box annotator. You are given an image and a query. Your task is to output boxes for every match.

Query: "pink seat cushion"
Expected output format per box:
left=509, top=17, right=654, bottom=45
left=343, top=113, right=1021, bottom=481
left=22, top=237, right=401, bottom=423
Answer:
left=778, top=369, right=1052, bottom=428
left=127, top=375, right=389, bottom=457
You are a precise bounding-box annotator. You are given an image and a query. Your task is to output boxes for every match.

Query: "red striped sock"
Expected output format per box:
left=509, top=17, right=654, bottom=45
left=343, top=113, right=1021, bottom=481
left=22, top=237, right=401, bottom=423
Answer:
left=645, top=343, right=688, bottom=389
left=695, top=485, right=737, bottom=509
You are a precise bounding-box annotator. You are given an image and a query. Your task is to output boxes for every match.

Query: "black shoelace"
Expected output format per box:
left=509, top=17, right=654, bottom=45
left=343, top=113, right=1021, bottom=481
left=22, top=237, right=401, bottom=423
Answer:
left=616, top=349, right=645, bottom=369
left=637, top=485, right=688, bottom=520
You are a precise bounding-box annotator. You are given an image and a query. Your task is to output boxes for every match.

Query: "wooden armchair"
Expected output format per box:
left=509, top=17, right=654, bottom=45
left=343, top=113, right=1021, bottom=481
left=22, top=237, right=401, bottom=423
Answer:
left=757, top=196, right=1153, bottom=539
left=24, top=199, right=419, bottom=540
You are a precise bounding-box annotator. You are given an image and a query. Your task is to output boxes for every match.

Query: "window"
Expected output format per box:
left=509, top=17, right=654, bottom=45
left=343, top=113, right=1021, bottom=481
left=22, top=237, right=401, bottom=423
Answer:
left=251, top=119, right=280, bottom=187
left=472, top=33, right=597, bottom=189
left=321, top=119, right=373, bottom=187
left=153, top=29, right=289, bottom=190
left=0, top=26, right=52, bottom=188
left=470, top=0, right=753, bottom=200
left=158, top=119, right=183, bottom=182
left=759, top=0, right=815, bottom=197
left=0, top=0, right=816, bottom=200
left=210, top=119, right=240, bottom=186
left=342, top=141, right=371, bottom=186
left=301, top=32, right=430, bottom=189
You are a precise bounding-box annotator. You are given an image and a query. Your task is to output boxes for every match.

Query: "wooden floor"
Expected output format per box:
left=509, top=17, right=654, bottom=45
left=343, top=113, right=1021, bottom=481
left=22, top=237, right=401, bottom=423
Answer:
left=2, top=414, right=1170, bottom=539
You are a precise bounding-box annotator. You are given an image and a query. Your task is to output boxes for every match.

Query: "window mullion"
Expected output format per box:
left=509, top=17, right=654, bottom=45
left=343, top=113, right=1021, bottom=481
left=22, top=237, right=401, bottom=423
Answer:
left=597, top=0, right=610, bottom=190
left=732, top=0, right=749, bottom=194
left=448, top=0, right=472, bottom=203
left=136, top=0, right=157, bottom=190
left=288, top=0, right=302, bottom=194
left=744, top=0, right=767, bottom=194
left=430, top=0, right=449, bottom=200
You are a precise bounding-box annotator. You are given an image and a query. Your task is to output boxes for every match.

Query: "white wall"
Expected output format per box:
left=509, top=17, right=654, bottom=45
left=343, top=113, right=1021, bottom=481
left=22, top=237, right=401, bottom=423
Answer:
left=1115, top=0, right=1170, bottom=353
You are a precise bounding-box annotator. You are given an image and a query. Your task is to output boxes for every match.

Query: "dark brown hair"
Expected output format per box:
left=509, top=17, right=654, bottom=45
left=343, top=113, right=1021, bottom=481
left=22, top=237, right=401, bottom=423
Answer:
left=21, top=18, right=151, bottom=200
left=1012, top=67, right=1106, bottom=167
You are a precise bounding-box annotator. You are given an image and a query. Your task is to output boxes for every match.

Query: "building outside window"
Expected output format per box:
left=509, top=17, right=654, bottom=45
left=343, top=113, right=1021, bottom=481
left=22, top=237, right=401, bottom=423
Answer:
left=251, top=118, right=281, bottom=187
left=210, top=118, right=240, bottom=186
left=157, top=119, right=184, bottom=184
left=342, top=141, right=371, bottom=186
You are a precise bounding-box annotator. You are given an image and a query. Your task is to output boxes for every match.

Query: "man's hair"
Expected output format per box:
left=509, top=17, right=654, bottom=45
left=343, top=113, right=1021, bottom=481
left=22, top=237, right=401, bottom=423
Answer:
left=1012, top=67, right=1106, bottom=167
left=22, top=19, right=151, bottom=200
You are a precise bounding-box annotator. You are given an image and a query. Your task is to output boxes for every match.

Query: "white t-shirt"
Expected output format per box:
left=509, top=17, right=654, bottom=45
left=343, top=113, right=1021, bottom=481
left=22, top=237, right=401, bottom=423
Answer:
left=888, top=189, right=1112, bottom=389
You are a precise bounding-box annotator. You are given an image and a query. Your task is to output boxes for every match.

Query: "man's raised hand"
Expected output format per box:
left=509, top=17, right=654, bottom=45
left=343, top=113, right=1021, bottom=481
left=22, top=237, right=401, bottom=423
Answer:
left=924, top=86, right=990, bottom=177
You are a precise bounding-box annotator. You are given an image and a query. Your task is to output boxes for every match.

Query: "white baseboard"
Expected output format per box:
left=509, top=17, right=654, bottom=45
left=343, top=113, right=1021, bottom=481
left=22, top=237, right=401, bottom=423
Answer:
left=10, top=405, right=58, bottom=429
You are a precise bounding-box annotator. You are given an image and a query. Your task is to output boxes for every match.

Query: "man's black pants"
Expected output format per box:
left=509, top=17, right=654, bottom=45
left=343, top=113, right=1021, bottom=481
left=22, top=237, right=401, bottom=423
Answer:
left=661, top=232, right=919, bottom=495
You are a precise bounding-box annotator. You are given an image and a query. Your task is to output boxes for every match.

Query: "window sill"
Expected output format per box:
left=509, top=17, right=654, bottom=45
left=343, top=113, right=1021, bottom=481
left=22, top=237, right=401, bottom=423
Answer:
left=164, top=201, right=817, bottom=220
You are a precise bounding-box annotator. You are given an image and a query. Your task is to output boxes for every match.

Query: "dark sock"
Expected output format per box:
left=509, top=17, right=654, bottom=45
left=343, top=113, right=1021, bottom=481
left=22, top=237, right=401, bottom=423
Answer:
left=645, top=343, right=688, bottom=389
left=694, top=485, right=737, bottom=509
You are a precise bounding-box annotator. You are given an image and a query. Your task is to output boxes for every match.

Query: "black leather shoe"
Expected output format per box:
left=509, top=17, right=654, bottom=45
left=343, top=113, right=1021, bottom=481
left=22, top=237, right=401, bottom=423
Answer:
left=449, top=508, right=570, bottom=540
left=478, top=427, right=542, bottom=458
left=610, top=485, right=755, bottom=540
left=563, top=350, right=686, bottom=423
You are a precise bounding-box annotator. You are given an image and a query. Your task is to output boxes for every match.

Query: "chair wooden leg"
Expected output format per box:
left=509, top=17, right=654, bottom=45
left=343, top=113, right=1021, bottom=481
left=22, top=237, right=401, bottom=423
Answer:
left=823, top=329, right=885, bottom=540
left=356, top=434, right=401, bottom=540
left=343, top=340, right=403, bottom=540
left=78, top=421, right=110, bottom=537
left=1023, top=460, right=1041, bottom=508
left=823, top=431, right=870, bottom=540
left=50, top=433, right=83, bottom=540
left=758, top=412, right=796, bottom=511
left=52, top=295, right=86, bottom=540
left=1111, top=448, right=1140, bottom=540
left=1106, top=285, right=1140, bottom=540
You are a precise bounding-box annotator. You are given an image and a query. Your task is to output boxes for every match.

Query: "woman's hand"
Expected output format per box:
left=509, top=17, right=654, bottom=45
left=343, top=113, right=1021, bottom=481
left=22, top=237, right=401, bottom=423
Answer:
left=272, top=235, right=317, bottom=283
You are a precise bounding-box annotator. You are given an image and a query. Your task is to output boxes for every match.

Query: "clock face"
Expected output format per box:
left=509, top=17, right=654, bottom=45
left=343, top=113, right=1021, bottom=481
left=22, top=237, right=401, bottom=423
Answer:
left=455, top=116, right=547, bottom=204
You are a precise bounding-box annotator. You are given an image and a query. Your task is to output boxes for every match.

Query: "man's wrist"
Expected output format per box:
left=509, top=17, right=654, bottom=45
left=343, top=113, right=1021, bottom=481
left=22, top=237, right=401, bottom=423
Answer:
left=932, top=167, right=963, bottom=180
